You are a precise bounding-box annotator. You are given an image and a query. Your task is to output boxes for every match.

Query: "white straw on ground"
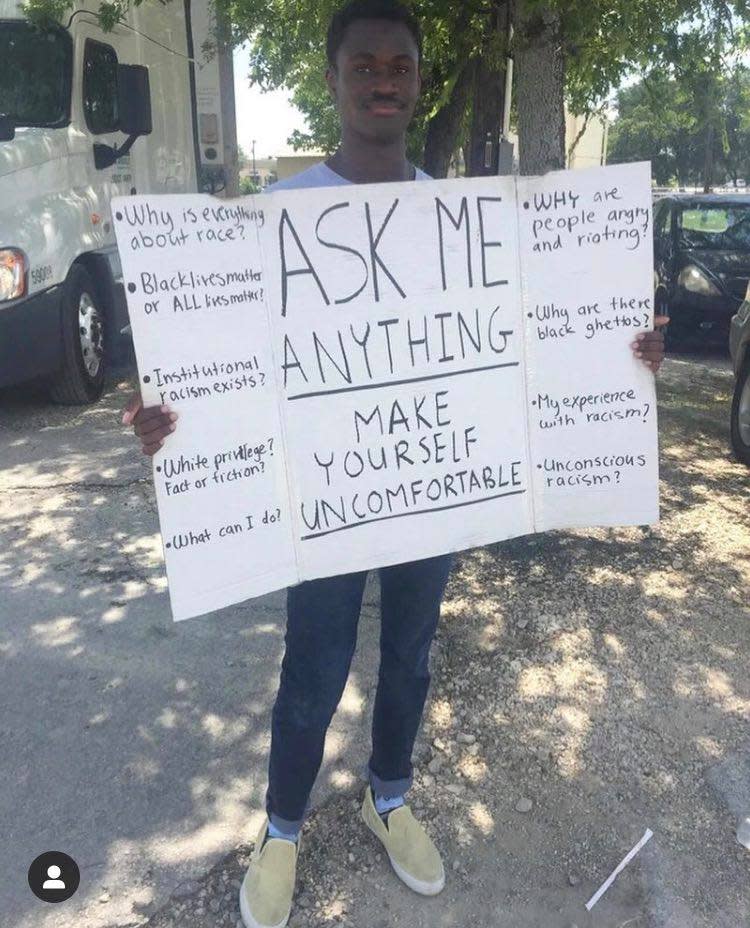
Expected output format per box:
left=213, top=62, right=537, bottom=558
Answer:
left=585, top=828, right=654, bottom=912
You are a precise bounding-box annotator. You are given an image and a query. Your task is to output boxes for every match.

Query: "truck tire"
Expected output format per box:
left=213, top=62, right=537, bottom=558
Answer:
left=49, top=265, right=106, bottom=404
left=730, top=356, right=750, bottom=466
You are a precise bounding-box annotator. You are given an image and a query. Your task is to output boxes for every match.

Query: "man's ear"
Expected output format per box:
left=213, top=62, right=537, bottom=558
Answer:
left=325, top=66, right=338, bottom=101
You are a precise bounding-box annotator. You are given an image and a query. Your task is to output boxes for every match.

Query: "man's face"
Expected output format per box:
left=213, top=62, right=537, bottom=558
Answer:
left=326, top=18, right=421, bottom=145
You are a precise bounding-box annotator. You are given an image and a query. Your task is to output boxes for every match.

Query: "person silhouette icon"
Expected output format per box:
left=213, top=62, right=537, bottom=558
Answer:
left=42, top=865, right=66, bottom=890
left=28, top=851, right=79, bottom=902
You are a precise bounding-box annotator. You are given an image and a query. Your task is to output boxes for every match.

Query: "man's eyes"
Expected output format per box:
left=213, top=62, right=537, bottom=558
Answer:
left=354, top=65, right=410, bottom=75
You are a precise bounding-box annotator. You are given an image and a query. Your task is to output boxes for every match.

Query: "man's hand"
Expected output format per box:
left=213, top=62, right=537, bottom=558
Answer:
left=632, top=314, right=669, bottom=373
left=121, top=393, right=178, bottom=456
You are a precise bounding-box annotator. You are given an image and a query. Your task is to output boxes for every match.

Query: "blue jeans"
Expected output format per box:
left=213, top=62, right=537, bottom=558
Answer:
left=265, top=554, right=453, bottom=831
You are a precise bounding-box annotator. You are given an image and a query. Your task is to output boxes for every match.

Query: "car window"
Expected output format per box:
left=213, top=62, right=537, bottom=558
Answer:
left=682, top=208, right=729, bottom=233
left=0, top=22, right=72, bottom=127
left=722, top=209, right=750, bottom=250
left=678, top=204, right=750, bottom=251
left=83, top=39, right=119, bottom=134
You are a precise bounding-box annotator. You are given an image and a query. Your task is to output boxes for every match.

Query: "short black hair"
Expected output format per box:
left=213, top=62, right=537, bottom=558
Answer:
left=326, top=0, right=423, bottom=67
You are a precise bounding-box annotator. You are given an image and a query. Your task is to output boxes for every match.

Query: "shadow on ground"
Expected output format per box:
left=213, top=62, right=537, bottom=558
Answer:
left=1, top=368, right=381, bottom=928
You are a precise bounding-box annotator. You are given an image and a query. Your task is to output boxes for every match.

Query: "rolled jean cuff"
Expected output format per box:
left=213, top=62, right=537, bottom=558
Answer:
left=367, top=765, right=412, bottom=799
left=268, top=810, right=304, bottom=835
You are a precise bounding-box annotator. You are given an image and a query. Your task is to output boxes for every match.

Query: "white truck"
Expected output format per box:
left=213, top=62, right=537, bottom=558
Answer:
left=0, top=0, right=232, bottom=402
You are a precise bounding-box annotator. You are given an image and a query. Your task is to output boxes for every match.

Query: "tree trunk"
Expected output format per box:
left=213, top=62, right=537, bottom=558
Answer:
left=513, top=0, right=566, bottom=176
left=423, top=60, right=477, bottom=179
left=702, top=122, right=715, bottom=192
left=675, top=134, right=690, bottom=188
left=466, top=56, right=507, bottom=177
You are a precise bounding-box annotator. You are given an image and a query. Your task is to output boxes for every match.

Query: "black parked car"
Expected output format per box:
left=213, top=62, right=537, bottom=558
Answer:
left=653, top=195, right=750, bottom=343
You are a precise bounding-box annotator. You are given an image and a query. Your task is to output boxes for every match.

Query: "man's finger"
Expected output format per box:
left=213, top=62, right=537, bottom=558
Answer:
left=654, top=314, right=670, bottom=328
left=640, top=333, right=665, bottom=347
left=132, top=410, right=177, bottom=435
left=121, top=392, right=143, bottom=425
left=134, top=418, right=176, bottom=440
left=134, top=406, right=177, bottom=424
left=133, top=405, right=175, bottom=425
left=638, top=332, right=664, bottom=346
left=631, top=335, right=664, bottom=357
left=142, top=440, right=164, bottom=456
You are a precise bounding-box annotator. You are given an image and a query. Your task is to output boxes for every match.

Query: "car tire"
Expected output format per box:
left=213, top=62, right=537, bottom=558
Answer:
left=730, top=355, right=750, bottom=466
left=49, top=265, right=106, bottom=405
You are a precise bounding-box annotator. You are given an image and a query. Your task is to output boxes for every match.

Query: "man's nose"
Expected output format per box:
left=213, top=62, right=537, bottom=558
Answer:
left=370, top=68, right=400, bottom=97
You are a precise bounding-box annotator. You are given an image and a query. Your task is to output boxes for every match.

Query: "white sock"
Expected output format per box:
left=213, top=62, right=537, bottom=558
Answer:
left=374, top=792, right=405, bottom=817
left=267, top=820, right=299, bottom=843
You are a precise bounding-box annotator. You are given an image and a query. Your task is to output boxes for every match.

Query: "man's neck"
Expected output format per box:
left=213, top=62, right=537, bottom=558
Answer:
left=327, top=136, right=415, bottom=184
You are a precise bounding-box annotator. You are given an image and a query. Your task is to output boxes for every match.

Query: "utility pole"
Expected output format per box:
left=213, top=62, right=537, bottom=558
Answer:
left=215, top=3, right=239, bottom=197
left=499, top=19, right=514, bottom=175
left=467, top=1, right=513, bottom=177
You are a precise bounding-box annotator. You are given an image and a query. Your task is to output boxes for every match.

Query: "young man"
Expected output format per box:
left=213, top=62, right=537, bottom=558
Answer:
left=123, top=2, right=667, bottom=926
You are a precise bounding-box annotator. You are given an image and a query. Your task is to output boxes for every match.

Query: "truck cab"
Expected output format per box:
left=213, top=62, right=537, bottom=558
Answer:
left=0, top=0, right=224, bottom=402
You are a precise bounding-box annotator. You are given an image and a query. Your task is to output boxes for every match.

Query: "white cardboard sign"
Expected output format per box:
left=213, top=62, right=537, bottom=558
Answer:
left=113, top=162, right=658, bottom=622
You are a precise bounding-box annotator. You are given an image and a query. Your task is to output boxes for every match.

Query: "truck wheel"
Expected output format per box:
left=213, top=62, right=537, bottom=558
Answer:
left=49, top=265, right=106, bottom=404
left=730, top=356, right=750, bottom=466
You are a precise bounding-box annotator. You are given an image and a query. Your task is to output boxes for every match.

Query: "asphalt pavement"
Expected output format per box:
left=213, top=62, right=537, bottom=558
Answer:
left=1, top=369, right=381, bottom=928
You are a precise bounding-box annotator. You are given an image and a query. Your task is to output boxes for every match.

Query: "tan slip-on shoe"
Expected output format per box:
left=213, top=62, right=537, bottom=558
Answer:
left=361, top=787, right=445, bottom=896
left=239, top=819, right=300, bottom=928
left=738, top=816, right=750, bottom=849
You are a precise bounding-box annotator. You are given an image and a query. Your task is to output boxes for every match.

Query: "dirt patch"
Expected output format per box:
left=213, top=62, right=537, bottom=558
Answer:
left=140, top=354, right=750, bottom=928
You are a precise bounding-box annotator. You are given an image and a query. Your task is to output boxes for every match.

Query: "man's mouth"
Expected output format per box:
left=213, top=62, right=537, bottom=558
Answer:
left=366, top=101, right=404, bottom=116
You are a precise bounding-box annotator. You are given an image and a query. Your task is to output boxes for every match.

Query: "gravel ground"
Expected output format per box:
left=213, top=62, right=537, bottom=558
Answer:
left=133, top=352, right=750, bottom=928
left=4, top=351, right=746, bottom=928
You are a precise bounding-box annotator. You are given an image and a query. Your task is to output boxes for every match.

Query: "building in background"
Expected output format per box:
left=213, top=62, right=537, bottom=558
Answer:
left=239, top=158, right=277, bottom=189
left=505, top=109, right=609, bottom=173
left=565, top=112, right=609, bottom=169
left=275, top=152, right=328, bottom=181
left=237, top=111, right=607, bottom=186
left=236, top=146, right=327, bottom=188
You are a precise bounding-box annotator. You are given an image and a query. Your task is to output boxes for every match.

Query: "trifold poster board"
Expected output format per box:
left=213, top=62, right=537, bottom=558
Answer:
left=113, top=161, right=658, bottom=622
